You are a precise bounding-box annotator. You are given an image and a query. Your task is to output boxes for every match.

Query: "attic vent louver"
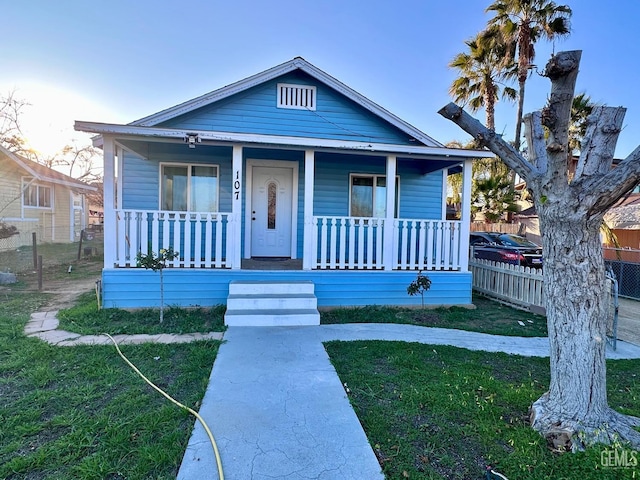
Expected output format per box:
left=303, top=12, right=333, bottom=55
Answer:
left=277, top=83, right=316, bottom=110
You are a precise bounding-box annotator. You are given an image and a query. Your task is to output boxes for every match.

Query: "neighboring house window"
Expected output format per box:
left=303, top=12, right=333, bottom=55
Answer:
left=349, top=174, right=399, bottom=217
left=23, top=183, right=52, bottom=208
left=161, top=164, right=218, bottom=211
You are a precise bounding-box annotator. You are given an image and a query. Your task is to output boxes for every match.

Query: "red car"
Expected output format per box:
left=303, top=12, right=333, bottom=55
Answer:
left=470, top=232, right=543, bottom=268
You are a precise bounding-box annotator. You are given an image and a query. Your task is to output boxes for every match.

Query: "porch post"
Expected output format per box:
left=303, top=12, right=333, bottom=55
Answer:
left=303, top=149, right=315, bottom=270
left=103, top=136, right=116, bottom=268
left=383, top=155, right=397, bottom=270
left=459, top=158, right=473, bottom=272
left=231, top=145, right=243, bottom=269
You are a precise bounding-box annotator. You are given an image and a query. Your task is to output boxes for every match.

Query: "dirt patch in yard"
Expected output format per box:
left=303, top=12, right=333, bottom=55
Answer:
left=2, top=259, right=102, bottom=311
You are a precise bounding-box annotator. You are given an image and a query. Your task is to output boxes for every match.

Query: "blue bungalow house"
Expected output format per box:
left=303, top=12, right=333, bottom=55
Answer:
left=75, top=57, right=489, bottom=324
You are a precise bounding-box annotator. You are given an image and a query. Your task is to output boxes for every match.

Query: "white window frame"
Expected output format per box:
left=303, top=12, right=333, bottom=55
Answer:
left=22, top=178, right=53, bottom=209
left=348, top=173, right=400, bottom=218
left=159, top=163, right=220, bottom=212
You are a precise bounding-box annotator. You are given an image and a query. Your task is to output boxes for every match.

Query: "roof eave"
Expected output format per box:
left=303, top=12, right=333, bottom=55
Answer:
left=75, top=121, right=494, bottom=160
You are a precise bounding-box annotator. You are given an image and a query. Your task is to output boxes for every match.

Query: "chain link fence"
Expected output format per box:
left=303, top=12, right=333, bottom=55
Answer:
left=604, top=247, right=640, bottom=300
left=0, top=225, right=103, bottom=289
left=605, top=272, right=619, bottom=350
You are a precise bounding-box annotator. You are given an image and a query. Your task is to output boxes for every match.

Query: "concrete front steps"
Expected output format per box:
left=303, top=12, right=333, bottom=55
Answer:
left=224, top=280, right=320, bottom=326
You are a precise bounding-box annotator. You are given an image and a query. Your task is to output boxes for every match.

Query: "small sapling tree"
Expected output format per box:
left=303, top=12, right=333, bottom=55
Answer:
left=136, top=247, right=179, bottom=323
left=407, top=271, right=432, bottom=309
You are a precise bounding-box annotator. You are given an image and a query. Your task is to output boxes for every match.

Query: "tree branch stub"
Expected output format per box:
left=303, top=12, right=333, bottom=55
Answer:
left=438, top=103, right=538, bottom=180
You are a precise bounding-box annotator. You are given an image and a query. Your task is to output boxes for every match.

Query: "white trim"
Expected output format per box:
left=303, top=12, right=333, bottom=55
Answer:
left=459, top=159, right=473, bottom=272
left=21, top=179, right=53, bottom=210
left=116, top=145, right=124, bottom=210
left=244, top=159, right=299, bottom=259
left=303, top=150, right=315, bottom=270
left=158, top=162, right=220, bottom=212
left=441, top=170, right=448, bottom=220
left=231, top=145, right=243, bottom=269
left=383, top=156, right=397, bottom=271
left=75, top=121, right=494, bottom=160
left=348, top=173, right=399, bottom=218
left=2, top=217, right=38, bottom=222
left=103, top=137, right=117, bottom=267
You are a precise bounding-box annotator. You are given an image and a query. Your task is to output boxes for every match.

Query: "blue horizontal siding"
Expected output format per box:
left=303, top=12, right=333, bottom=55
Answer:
left=397, top=161, right=443, bottom=219
left=101, top=268, right=471, bottom=309
left=159, top=71, right=417, bottom=145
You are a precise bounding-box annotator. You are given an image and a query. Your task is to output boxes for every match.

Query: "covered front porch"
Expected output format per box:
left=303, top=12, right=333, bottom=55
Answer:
left=90, top=133, right=476, bottom=274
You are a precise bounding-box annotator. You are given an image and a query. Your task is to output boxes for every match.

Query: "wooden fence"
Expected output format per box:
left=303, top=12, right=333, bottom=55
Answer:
left=470, top=222, right=524, bottom=235
left=470, top=258, right=545, bottom=313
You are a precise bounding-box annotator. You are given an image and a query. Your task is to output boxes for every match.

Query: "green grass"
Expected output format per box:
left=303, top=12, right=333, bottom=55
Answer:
left=321, top=295, right=548, bottom=337
left=0, top=291, right=221, bottom=480
left=58, top=292, right=227, bottom=335
left=325, top=341, right=640, bottom=480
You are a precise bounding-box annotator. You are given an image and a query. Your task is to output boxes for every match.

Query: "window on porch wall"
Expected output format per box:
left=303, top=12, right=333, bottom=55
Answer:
left=161, top=164, right=218, bottom=211
left=349, top=174, right=399, bottom=217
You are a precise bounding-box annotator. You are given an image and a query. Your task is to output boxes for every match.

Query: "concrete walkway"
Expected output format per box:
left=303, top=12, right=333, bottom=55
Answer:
left=177, top=325, right=640, bottom=480
left=24, top=310, right=224, bottom=345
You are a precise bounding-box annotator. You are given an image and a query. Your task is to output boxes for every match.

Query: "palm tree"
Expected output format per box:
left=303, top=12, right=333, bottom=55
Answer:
left=569, top=92, right=594, bottom=156
left=449, top=33, right=516, bottom=131
left=486, top=0, right=572, bottom=151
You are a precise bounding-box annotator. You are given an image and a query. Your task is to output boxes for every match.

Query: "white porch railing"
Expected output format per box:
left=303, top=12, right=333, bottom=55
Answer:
left=115, top=210, right=233, bottom=268
left=313, top=216, right=462, bottom=270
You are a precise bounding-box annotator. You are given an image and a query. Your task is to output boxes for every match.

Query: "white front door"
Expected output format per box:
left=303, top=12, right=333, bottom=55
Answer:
left=251, top=166, right=293, bottom=257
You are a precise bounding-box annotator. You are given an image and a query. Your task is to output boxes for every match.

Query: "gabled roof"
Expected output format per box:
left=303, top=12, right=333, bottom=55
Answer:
left=0, top=144, right=96, bottom=191
left=130, top=57, right=443, bottom=148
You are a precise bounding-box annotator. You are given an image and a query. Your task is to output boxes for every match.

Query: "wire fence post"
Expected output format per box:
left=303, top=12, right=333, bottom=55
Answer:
left=32, top=232, right=38, bottom=269
left=77, top=229, right=85, bottom=261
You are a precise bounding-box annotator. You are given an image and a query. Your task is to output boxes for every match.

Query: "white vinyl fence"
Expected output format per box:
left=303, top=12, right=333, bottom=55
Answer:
left=470, top=259, right=545, bottom=312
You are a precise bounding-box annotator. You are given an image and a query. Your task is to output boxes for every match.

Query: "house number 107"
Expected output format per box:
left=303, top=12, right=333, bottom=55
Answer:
left=234, top=171, right=241, bottom=200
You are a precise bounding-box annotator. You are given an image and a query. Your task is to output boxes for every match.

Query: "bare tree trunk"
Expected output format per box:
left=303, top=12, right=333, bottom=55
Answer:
left=529, top=201, right=621, bottom=449
left=439, top=49, right=640, bottom=450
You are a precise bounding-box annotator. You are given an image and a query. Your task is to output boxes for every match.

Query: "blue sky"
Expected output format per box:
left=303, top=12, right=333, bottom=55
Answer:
left=2, top=0, right=639, bottom=159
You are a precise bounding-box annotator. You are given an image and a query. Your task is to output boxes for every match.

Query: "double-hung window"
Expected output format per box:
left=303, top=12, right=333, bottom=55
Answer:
left=23, top=182, right=52, bottom=208
left=161, top=164, right=218, bottom=212
left=349, top=174, right=399, bottom=218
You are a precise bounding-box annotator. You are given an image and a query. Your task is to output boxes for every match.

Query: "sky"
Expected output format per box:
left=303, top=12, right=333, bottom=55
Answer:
left=2, top=0, right=640, bottom=164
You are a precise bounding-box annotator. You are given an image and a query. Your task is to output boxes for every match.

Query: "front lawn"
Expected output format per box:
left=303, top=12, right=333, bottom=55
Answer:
left=326, top=340, right=640, bottom=480
left=0, top=291, right=220, bottom=480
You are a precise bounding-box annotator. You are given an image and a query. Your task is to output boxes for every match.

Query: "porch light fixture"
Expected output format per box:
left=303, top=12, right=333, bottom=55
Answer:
left=185, top=133, right=201, bottom=149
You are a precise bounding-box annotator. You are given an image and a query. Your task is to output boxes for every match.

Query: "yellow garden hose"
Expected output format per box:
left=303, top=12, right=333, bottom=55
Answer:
left=104, top=333, right=224, bottom=479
